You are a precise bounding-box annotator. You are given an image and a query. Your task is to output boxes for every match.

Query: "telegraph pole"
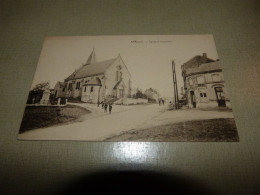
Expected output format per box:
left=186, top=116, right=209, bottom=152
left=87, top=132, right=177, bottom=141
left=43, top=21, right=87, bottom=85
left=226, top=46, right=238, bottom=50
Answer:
left=172, top=60, right=179, bottom=109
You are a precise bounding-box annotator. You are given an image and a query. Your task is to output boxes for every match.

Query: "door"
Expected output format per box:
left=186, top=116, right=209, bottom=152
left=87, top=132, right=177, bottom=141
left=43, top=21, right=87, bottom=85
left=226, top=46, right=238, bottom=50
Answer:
left=215, top=87, right=226, bottom=107
left=190, top=91, right=196, bottom=108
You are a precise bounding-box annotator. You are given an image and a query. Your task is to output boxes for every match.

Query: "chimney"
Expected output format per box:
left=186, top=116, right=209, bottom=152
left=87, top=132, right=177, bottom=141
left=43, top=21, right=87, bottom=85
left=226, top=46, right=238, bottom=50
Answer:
left=202, top=53, right=207, bottom=59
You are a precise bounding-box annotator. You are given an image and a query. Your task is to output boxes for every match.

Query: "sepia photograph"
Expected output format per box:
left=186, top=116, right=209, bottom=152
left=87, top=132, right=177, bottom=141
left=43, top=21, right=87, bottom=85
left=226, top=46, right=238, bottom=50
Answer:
left=18, top=35, right=239, bottom=141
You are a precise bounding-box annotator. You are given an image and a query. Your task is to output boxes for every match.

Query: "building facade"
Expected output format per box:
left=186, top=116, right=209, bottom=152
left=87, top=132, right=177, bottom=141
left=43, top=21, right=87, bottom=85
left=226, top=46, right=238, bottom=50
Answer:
left=56, top=49, right=131, bottom=104
left=53, top=82, right=65, bottom=98
left=181, top=53, right=231, bottom=109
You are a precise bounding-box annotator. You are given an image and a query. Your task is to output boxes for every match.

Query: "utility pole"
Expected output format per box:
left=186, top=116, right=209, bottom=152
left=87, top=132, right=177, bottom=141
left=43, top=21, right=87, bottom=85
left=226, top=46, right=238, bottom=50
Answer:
left=172, top=60, right=179, bottom=109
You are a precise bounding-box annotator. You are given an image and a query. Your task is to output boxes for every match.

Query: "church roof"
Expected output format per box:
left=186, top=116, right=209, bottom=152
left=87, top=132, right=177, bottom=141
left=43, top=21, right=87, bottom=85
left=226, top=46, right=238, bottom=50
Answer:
left=83, top=77, right=102, bottom=86
left=65, top=58, right=116, bottom=81
left=85, top=49, right=97, bottom=65
left=185, top=61, right=222, bottom=76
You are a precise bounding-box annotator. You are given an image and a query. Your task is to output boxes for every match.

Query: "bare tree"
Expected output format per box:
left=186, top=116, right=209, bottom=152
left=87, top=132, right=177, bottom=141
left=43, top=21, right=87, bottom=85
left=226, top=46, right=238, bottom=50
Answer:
left=33, top=82, right=50, bottom=91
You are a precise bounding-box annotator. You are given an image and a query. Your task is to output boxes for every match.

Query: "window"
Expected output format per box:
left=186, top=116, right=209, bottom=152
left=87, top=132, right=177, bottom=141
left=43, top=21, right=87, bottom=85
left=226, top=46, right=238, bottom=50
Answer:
left=212, top=74, right=220, bottom=82
left=91, top=86, right=94, bottom=92
left=189, top=78, right=193, bottom=85
left=200, top=93, right=207, bottom=97
left=197, top=76, right=205, bottom=84
left=119, top=72, right=122, bottom=80
left=62, top=87, right=65, bottom=92
left=68, top=83, right=72, bottom=91
left=84, top=87, right=86, bottom=92
left=75, top=82, right=81, bottom=90
left=115, top=71, right=119, bottom=81
left=199, top=92, right=208, bottom=102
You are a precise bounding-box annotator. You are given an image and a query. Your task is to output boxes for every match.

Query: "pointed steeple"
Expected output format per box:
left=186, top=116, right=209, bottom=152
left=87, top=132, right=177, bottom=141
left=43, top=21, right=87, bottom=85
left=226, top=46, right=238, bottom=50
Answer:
left=86, top=48, right=97, bottom=65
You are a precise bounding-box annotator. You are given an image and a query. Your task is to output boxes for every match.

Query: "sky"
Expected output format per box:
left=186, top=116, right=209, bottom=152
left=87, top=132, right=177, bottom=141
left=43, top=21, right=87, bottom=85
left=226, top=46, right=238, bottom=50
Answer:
left=32, top=35, right=219, bottom=98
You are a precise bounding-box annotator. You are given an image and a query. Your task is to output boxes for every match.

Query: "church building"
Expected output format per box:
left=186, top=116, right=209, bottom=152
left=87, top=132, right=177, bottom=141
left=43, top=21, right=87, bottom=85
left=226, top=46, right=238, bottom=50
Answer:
left=181, top=53, right=231, bottom=109
left=58, top=49, right=131, bottom=104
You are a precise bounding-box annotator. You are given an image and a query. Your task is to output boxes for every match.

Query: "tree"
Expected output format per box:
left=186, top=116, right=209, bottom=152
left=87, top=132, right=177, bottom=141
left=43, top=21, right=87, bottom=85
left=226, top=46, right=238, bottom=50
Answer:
left=33, top=82, right=50, bottom=91
left=135, top=89, right=147, bottom=99
left=144, top=87, right=160, bottom=101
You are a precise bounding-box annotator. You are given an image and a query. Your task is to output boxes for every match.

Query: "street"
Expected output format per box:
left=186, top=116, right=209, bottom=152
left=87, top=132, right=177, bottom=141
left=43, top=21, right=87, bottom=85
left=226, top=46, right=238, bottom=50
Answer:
left=18, top=103, right=235, bottom=141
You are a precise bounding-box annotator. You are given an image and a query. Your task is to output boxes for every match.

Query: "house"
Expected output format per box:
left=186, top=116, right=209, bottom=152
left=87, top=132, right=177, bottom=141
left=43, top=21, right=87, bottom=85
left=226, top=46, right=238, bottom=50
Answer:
left=58, top=49, right=131, bottom=104
left=53, top=81, right=65, bottom=98
left=181, top=53, right=231, bottom=109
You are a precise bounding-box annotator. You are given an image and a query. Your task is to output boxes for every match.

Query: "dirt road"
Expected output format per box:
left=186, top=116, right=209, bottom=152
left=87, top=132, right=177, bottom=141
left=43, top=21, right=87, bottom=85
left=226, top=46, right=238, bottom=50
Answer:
left=18, top=104, right=166, bottom=140
left=18, top=103, right=235, bottom=141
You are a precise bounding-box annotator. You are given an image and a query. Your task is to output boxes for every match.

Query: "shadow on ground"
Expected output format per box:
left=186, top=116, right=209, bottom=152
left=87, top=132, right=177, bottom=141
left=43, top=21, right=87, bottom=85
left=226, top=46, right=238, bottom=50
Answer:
left=62, top=170, right=217, bottom=194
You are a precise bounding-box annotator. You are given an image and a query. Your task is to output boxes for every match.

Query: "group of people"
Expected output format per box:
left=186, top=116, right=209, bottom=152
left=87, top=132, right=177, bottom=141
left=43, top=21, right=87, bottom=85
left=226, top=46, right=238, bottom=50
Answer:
left=158, top=99, right=165, bottom=106
left=98, top=101, right=113, bottom=114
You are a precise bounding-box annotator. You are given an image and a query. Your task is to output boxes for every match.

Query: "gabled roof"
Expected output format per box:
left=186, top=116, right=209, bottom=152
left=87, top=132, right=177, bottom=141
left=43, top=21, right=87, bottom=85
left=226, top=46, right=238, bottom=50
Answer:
left=185, top=61, right=222, bottom=76
left=65, top=58, right=116, bottom=81
left=86, top=49, right=97, bottom=65
left=58, top=81, right=65, bottom=87
left=183, top=54, right=215, bottom=70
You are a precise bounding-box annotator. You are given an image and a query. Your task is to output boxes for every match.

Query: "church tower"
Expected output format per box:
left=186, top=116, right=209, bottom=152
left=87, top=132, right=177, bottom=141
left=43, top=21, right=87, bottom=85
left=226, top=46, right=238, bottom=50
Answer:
left=85, top=48, right=97, bottom=65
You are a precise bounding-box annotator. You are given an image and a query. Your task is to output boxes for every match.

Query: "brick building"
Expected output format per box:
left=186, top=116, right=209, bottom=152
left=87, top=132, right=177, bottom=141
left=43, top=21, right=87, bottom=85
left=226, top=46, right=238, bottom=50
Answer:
left=181, top=53, right=231, bottom=109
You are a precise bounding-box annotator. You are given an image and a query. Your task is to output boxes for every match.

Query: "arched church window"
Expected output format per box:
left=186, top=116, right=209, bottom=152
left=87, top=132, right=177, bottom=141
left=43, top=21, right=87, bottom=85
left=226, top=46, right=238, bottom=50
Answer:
left=115, top=71, right=119, bottom=81
left=118, top=71, right=122, bottom=80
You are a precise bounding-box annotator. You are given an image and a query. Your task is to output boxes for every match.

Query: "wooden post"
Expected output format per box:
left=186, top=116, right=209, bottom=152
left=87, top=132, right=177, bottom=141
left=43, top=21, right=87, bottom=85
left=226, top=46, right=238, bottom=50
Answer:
left=172, top=60, right=179, bottom=109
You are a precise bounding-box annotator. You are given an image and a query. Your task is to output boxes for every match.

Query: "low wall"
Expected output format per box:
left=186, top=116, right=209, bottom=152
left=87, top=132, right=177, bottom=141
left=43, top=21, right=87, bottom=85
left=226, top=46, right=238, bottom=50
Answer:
left=125, top=98, right=148, bottom=105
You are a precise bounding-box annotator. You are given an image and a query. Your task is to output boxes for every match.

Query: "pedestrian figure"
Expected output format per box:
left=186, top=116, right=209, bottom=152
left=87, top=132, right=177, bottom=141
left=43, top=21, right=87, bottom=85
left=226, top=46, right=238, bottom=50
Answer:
left=109, top=104, right=112, bottom=114
left=104, top=104, right=108, bottom=113
left=162, top=99, right=165, bottom=105
left=159, top=99, right=161, bottom=106
left=98, top=101, right=100, bottom=107
left=102, top=102, right=104, bottom=109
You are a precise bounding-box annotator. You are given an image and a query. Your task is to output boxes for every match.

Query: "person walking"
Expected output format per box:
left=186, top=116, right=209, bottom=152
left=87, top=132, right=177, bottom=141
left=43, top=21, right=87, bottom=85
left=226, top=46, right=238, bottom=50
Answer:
left=109, top=104, right=113, bottom=114
left=104, top=104, right=108, bottom=113
left=97, top=101, right=100, bottom=107
left=102, top=102, right=104, bottom=109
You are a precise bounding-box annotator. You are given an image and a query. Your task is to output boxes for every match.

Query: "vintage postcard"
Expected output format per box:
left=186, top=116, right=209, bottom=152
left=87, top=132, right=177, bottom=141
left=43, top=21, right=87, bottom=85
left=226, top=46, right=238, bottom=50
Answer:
left=18, top=35, right=239, bottom=141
